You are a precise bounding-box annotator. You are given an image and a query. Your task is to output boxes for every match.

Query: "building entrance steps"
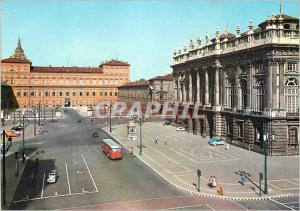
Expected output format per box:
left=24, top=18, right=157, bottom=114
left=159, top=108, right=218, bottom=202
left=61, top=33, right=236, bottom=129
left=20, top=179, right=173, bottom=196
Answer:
left=102, top=121, right=299, bottom=200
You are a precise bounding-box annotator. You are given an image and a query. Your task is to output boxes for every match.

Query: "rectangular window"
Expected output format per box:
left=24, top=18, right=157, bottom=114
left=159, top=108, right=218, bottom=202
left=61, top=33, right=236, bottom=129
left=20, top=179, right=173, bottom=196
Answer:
left=73, top=91, right=76, bottom=96
left=23, top=91, right=27, bottom=96
left=105, top=92, right=107, bottom=96
left=92, top=92, right=96, bottom=96
left=287, top=63, right=297, bottom=72
left=238, top=122, right=244, bottom=139
left=52, top=91, right=56, bottom=96
left=86, top=92, right=89, bottom=96
left=30, top=91, right=35, bottom=96
left=17, top=91, right=21, bottom=97
left=59, top=91, right=63, bottom=96
left=110, top=92, right=112, bottom=96
left=66, top=92, right=69, bottom=96
left=100, top=92, right=102, bottom=96
left=115, top=92, right=118, bottom=96
left=45, top=91, right=49, bottom=96
left=39, top=91, right=42, bottom=96
left=80, top=92, right=82, bottom=96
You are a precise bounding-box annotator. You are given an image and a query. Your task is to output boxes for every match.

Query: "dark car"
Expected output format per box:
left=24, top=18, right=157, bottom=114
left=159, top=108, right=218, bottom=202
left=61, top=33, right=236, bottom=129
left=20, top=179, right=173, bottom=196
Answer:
left=78, top=119, right=82, bottom=123
left=163, top=121, right=171, bottom=126
left=93, top=132, right=98, bottom=137
left=11, top=126, right=22, bottom=131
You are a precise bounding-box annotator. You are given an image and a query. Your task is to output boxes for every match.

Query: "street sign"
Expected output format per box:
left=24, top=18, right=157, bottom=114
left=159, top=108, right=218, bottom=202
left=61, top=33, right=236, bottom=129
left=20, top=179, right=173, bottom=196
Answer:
left=197, top=169, right=201, bottom=177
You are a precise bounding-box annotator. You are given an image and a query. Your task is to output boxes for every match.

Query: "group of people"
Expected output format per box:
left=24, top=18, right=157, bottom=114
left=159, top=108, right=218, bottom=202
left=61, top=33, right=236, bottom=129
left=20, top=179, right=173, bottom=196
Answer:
left=208, top=176, right=217, bottom=188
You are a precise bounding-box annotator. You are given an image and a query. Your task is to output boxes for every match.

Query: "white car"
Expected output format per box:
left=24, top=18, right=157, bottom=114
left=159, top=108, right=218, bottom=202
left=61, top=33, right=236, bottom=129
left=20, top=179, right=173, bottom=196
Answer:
left=47, top=170, right=57, bottom=183
left=176, top=127, right=185, bottom=132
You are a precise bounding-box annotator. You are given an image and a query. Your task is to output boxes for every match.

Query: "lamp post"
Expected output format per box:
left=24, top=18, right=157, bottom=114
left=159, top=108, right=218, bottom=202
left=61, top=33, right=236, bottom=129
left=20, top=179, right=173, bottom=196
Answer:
left=38, top=103, right=41, bottom=126
left=109, top=104, right=112, bottom=132
left=22, top=113, right=26, bottom=162
left=262, top=117, right=268, bottom=195
left=34, top=107, right=36, bottom=136
left=2, top=130, right=6, bottom=208
left=139, top=116, right=143, bottom=155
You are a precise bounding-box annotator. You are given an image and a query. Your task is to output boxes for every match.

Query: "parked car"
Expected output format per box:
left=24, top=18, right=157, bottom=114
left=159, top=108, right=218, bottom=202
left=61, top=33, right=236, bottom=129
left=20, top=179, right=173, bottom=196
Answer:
left=47, top=170, right=57, bottom=183
left=8, top=130, right=21, bottom=137
left=176, top=127, right=185, bottom=132
left=163, top=121, right=171, bottom=126
left=78, top=119, right=82, bottom=123
left=93, top=132, right=98, bottom=137
left=11, top=126, right=22, bottom=131
left=208, top=137, right=225, bottom=146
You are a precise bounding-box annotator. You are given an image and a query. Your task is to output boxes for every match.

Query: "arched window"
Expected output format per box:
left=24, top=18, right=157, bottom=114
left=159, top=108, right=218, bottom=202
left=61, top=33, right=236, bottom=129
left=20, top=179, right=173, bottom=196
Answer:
left=284, top=78, right=299, bottom=112
left=240, top=79, right=247, bottom=109
left=255, top=79, right=265, bottom=111
left=226, top=78, right=235, bottom=108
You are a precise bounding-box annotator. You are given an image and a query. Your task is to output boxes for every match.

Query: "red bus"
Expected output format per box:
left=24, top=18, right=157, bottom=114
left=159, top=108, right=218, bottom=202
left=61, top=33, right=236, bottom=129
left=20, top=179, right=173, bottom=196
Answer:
left=102, top=139, right=123, bottom=160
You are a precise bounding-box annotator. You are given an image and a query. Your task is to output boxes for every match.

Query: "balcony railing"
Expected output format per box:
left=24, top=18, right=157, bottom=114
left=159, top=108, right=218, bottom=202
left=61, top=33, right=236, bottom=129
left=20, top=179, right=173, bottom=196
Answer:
left=173, top=28, right=299, bottom=65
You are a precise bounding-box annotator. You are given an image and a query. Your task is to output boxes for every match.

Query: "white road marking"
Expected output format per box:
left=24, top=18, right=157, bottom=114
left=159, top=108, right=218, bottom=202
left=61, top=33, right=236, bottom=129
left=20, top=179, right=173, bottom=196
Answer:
left=169, top=148, right=198, bottom=164
left=41, top=174, right=45, bottom=198
left=158, top=204, right=210, bottom=211
left=147, top=145, right=179, bottom=165
left=270, top=198, right=296, bottom=211
left=12, top=191, right=98, bottom=203
left=65, top=162, right=72, bottom=194
left=205, top=203, right=216, bottom=211
left=55, top=192, right=58, bottom=196
left=81, top=153, right=99, bottom=192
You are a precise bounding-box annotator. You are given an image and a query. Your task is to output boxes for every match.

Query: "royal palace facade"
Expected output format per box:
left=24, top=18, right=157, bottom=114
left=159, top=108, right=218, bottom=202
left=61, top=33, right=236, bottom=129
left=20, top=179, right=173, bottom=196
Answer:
left=172, top=14, right=299, bottom=155
left=1, top=39, right=130, bottom=108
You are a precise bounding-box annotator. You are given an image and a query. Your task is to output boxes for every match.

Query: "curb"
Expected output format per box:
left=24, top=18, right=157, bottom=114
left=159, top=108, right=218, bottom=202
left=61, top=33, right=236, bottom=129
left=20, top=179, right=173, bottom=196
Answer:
left=103, top=127, right=298, bottom=201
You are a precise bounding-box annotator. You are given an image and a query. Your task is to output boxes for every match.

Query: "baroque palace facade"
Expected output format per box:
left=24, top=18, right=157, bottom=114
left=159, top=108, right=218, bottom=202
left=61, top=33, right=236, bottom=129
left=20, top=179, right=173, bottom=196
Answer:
left=1, top=39, right=130, bottom=108
left=172, top=14, right=299, bottom=155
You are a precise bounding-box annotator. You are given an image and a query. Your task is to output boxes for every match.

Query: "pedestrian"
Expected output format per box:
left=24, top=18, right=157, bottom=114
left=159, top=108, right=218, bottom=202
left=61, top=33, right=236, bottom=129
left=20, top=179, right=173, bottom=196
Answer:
left=208, top=176, right=213, bottom=188
left=217, top=184, right=224, bottom=195
left=155, top=137, right=158, bottom=143
left=240, top=174, right=246, bottom=185
left=212, top=176, right=217, bottom=188
left=130, top=149, right=133, bottom=157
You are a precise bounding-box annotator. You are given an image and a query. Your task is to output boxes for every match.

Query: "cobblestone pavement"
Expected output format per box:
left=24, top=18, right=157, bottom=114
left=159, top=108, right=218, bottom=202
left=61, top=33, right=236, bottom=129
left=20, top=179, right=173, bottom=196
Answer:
left=103, top=121, right=299, bottom=199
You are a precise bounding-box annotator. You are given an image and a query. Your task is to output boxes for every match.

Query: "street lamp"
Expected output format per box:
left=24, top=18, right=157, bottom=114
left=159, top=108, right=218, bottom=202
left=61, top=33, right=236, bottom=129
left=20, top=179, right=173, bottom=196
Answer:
left=34, top=107, right=36, bottom=136
left=2, top=130, right=6, bottom=208
left=38, top=103, right=41, bottom=126
left=262, top=117, right=269, bottom=195
left=22, top=112, right=26, bottom=162
left=138, top=116, right=143, bottom=155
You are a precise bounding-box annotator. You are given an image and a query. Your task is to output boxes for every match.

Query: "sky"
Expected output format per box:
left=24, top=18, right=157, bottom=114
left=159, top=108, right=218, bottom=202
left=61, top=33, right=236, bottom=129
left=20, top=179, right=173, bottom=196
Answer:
left=1, top=0, right=299, bottom=81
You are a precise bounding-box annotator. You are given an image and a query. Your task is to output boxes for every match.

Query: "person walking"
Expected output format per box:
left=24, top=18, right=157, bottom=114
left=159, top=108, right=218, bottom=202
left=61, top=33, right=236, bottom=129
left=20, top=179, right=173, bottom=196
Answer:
left=212, top=176, right=217, bottom=188
left=240, top=174, right=246, bottom=185
left=155, top=137, right=158, bottom=143
left=218, top=184, right=224, bottom=195
left=208, top=176, right=213, bottom=188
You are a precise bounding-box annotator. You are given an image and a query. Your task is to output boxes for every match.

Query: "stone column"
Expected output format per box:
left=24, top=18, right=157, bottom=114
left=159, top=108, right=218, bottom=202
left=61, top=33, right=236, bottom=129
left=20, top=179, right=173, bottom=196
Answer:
left=183, top=82, right=187, bottom=102
left=222, top=70, right=226, bottom=106
left=279, top=61, right=285, bottom=109
left=173, top=79, right=177, bottom=102
left=267, top=61, right=273, bottom=109
left=197, top=71, right=201, bottom=104
left=189, top=72, right=192, bottom=103
left=247, top=63, right=253, bottom=110
left=205, top=68, right=209, bottom=105
left=215, top=68, right=220, bottom=105
left=235, top=67, right=240, bottom=109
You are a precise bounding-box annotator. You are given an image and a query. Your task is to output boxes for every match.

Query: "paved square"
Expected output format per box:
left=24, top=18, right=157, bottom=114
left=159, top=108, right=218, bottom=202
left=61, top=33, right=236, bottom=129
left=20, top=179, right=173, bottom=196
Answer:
left=107, top=121, right=299, bottom=198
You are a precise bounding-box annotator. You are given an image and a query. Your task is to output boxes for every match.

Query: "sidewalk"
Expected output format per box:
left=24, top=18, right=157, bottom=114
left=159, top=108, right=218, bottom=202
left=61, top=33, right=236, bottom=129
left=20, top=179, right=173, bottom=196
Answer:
left=103, top=122, right=299, bottom=200
left=1, top=123, right=40, bottom=209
